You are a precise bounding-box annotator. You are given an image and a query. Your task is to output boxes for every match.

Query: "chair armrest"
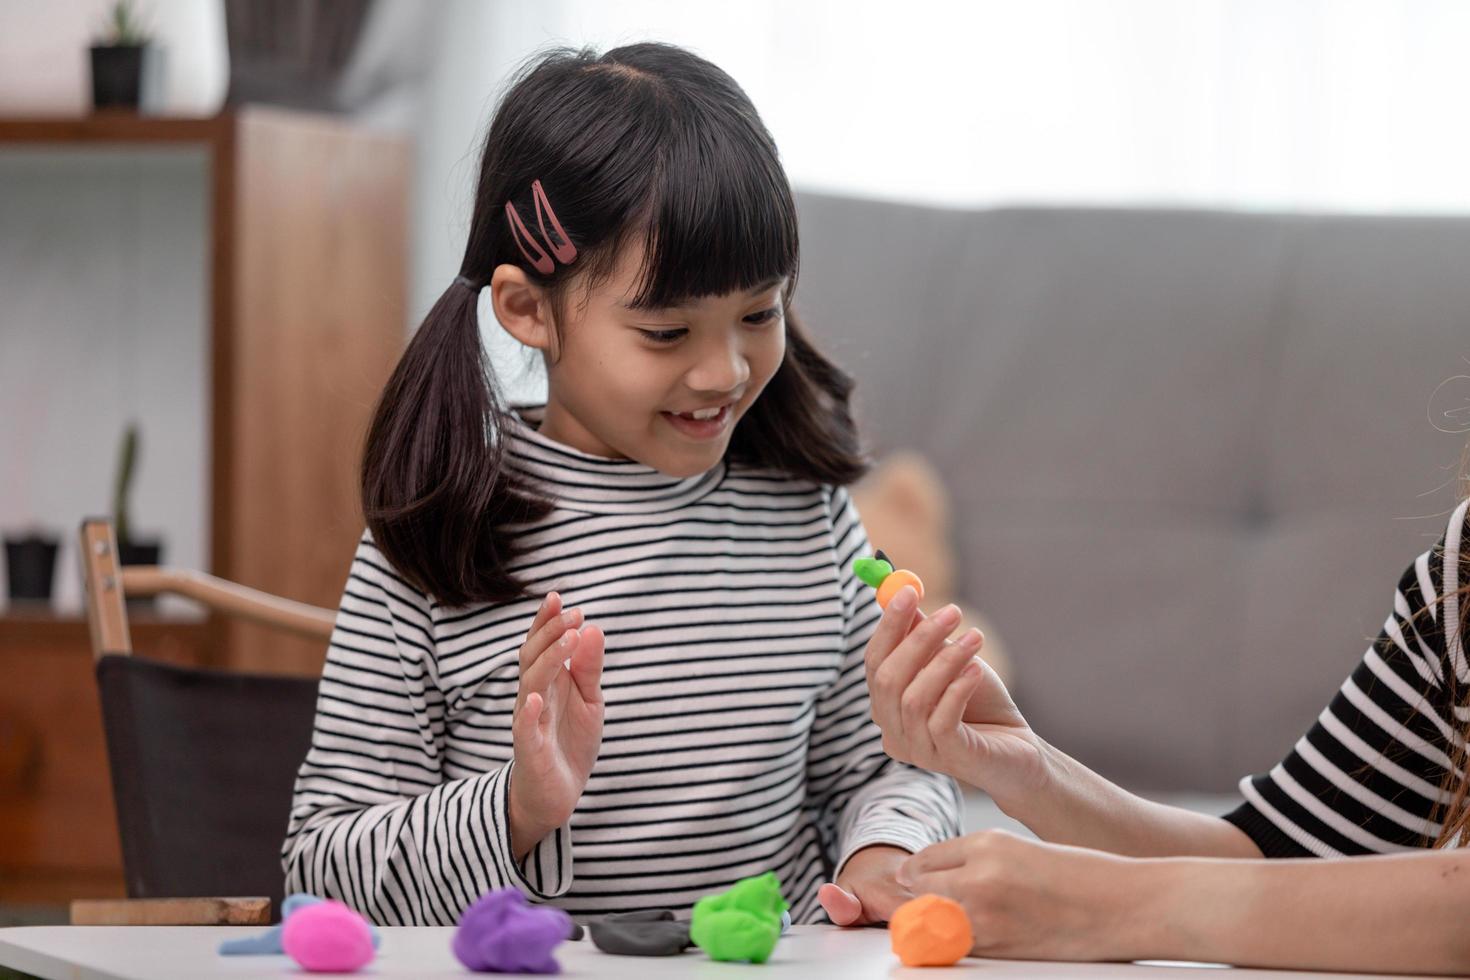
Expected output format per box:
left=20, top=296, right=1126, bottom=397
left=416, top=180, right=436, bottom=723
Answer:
left=120, top=567, right=334, bottom=642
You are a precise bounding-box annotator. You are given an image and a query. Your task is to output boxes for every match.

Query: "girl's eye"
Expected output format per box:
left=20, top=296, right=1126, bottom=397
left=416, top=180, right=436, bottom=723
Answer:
left=745, top=308, right=783, bottom=326
left=638, top=327, right=688, bottom=344
left=637, top=308, right=780, bottom=344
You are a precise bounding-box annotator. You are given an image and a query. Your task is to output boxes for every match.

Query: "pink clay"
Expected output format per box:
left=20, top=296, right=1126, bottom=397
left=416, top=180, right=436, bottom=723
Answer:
left=281, top=900, right=377, bottom=973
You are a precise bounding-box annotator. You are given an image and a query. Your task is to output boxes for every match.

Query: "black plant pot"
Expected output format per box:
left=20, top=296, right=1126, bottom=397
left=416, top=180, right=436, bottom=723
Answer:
left=4, top=534, right=60, bottom=604
left=117, top=538, right=162, bottom=568
left=90, top=44, right=149, bottom=110
left=117, top=537, right=163, bottom=610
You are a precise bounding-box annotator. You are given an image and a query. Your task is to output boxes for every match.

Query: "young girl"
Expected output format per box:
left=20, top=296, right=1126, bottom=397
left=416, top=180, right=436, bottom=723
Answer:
left=280, top=42, right=961, bottom=927
left=868, top=486, right=1470, bottom=973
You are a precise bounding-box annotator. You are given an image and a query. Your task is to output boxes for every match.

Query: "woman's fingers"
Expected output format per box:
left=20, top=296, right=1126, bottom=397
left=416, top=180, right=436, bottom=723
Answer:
left=930, top=653, right=987, bottom=743
left=567, top=625, right=605, bottom=705
left=864, top=586, right=923, bottom=678
left=900, top=628, right=984, bottom=740
left=872, top=603, right=963, bottom=733
left=896, top=837, right=972, bottom=888
left=898, top=866, right=969, bottom=910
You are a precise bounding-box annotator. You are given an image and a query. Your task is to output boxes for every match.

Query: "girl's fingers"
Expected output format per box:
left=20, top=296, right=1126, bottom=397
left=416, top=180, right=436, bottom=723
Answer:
left=519, top=605, right=583, bottom=674
left=863, top=587, right=923, bottom=679
left=817, top=883, right=865, bottom=927
left=521, top=627, right=579, bottom=697
left=514, top=690, right=546, bottom=753
left=519, top=593, right=561, bottom=668
left=567, top=625, right=605, bottom=705
left=900, top=629, right=983, bottom=731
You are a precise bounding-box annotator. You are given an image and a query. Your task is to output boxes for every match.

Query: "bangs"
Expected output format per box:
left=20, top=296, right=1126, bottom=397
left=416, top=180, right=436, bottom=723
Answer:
left=620, top=125, right=800, bottom=311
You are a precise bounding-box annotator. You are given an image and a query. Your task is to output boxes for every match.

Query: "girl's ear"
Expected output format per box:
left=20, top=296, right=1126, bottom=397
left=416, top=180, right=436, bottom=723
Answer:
left=490, top=263, right=558, bottom=355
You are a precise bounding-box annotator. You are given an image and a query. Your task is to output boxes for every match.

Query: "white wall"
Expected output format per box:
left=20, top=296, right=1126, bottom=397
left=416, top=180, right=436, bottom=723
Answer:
left=408, top=0, right=1470, bottom=397
left=0, top=150, right=209, bottom=613
left=0, top=0, right=228, bottom=116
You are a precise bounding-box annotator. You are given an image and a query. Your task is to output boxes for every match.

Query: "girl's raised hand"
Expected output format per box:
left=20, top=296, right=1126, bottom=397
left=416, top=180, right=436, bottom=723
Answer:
left=864, top=587, right=1047, bottom=808
left=507, top=591, right=605, bottom=862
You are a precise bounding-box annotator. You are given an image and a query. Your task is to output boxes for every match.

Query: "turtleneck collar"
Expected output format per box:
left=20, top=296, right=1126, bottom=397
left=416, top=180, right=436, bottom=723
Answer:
left=502, top=405, right=726, bottom=516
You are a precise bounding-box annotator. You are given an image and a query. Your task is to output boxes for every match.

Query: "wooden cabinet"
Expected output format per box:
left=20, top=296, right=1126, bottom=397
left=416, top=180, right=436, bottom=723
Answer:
left=0, top=108, right=407, bottom=906
left=0, top=615, right=205, bottom=905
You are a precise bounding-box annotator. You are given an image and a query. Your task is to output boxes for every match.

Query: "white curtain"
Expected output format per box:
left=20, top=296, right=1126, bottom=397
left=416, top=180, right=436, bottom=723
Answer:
left=410, top=0, right=1470, bottom=394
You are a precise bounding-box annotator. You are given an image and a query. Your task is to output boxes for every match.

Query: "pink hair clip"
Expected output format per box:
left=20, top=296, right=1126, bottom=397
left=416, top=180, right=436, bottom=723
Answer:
left=505, top=179, right=578, bottom=276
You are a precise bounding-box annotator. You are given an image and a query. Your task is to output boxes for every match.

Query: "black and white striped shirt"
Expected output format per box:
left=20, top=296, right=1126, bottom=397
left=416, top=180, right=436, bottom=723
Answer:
left=282, top=407, right=961, bottom=925
left=1225, top=499, right=1470, bottom=855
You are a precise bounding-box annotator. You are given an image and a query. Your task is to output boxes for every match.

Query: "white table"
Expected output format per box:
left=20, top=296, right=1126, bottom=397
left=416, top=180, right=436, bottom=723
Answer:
left=0, top=925, right=1416, bottom=979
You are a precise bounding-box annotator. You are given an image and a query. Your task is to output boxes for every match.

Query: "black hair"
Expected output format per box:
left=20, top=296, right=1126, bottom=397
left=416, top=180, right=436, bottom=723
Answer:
left=362, top=42, right=867, bottom=607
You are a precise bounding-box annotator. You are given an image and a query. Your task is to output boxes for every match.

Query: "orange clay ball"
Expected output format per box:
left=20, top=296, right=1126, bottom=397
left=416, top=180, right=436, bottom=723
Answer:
left=889, top=894, right=972, bottom=968
left=875, top=569, right=925, bottom=609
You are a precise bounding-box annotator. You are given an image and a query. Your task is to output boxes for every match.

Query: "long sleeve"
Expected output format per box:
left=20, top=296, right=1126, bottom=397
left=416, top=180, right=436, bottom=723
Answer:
left=806, top=486, right=964, bottom=877
left=1224, top=499, right=1469, bottom=857
left=280, top=535, right=572, bottom=925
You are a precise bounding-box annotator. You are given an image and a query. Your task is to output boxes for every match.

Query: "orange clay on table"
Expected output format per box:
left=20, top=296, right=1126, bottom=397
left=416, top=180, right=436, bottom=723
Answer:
left=889, top=893, right=972, bottom=968
left=875, top=569, right=925, bottom=609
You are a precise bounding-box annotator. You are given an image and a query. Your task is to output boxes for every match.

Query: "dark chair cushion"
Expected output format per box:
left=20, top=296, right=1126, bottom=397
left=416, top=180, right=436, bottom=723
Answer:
left=95, top=654, right=319, bottom=916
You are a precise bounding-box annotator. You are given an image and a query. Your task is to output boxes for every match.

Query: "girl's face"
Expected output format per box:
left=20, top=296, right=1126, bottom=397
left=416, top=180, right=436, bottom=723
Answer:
left=504, top=242, right=789, bottom=477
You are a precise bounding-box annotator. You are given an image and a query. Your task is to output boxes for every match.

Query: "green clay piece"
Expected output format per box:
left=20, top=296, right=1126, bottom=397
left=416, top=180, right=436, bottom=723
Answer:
left=852, top=556, right=893, bottom=589
left=689, top=872, right=789, bottom=964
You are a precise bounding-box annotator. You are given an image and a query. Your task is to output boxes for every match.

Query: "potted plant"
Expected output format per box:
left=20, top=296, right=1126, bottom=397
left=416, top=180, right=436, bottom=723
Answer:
left=114, top=424, right=163, bottom=570
left=90, top=1, right=156, bottom=111
left=3, top=529, right=60, bottom=605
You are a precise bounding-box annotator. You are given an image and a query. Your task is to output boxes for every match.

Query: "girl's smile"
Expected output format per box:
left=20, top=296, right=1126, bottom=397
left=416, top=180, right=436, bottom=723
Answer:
left=320, top=41, right=940, bottom=933
left=494, top=239, right=787, bottom=477
left=660, top=401, right=736, bottom=440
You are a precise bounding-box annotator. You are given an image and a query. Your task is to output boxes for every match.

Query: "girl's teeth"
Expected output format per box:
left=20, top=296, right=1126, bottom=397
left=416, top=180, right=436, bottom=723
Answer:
left=682, top=406, right=722, bottom=420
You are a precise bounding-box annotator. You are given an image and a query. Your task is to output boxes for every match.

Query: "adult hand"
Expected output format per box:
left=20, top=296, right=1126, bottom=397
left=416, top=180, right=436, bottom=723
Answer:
left=863, top=586, right=1048, bottom=807
left=897, top=830, right=1146, bottom=961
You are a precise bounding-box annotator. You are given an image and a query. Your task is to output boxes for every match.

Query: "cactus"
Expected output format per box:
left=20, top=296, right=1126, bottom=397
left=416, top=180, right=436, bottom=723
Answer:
left=113, top=424, right=138, bottom=545
left=101, top=0, right=149, bottom=46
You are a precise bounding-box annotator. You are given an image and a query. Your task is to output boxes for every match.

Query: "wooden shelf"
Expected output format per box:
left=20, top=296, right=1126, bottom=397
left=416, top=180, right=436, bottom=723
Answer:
left=0, top=616, right=209, bottom=910
left=1, top=105, right=407, bottom=906
left=0, top=609, right=206, bottom=638
left=1, top=105, right=405, bottom=675
left=0, top=114, right=229, bottom=146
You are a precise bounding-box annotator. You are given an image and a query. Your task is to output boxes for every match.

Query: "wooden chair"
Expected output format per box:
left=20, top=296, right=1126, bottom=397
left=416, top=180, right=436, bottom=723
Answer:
left=74, top=518, right=334, bottom=926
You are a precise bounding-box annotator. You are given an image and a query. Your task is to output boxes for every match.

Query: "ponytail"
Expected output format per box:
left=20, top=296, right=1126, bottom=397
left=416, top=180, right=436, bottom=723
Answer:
left=360, top=41, right=866, bottom=605
left=361, top=281, right=550, bottom=607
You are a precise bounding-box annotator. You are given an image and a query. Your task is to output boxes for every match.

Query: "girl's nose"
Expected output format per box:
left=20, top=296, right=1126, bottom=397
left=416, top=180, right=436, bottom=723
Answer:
left=686, top=339, right=750, bottom=394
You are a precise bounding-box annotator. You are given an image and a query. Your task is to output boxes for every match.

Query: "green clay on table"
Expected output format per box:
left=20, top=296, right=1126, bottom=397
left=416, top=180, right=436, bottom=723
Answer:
left=689, top=872, right=789, bottom=964
left=852, top=557, right=893, bottom=589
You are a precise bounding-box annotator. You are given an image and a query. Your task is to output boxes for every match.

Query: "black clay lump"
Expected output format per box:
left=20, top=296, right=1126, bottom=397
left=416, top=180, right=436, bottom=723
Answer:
left=588, top=909, right=693, bottom=957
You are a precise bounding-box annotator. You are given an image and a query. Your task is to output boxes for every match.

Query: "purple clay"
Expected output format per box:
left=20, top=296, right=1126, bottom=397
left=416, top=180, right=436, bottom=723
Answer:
left=453, top=889, right=574, bottom=974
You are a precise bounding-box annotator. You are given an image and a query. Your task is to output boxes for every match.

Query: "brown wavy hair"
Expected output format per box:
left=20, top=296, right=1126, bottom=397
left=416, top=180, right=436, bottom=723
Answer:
left=361, top=43, right=867, bottom=608
left=1431, top=442, right=1470, bottom=847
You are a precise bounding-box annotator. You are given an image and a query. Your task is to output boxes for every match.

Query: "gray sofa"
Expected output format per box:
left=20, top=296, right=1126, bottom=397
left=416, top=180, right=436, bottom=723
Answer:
left=795, top=193, right=1470, bottom=794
